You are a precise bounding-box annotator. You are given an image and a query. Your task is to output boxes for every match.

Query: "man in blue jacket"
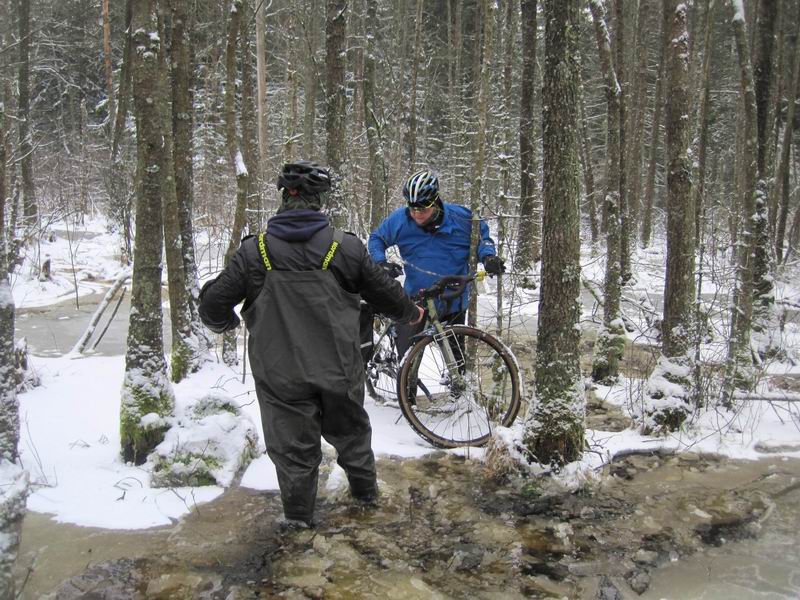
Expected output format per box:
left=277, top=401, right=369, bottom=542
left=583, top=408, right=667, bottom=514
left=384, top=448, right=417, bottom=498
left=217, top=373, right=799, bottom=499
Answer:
left=367, top=169, right=504, bottom=358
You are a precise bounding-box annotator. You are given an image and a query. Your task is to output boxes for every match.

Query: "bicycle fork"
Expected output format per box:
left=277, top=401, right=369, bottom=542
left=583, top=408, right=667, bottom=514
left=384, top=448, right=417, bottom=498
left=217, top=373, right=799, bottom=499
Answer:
left=425, top=299, right=467, bottom=396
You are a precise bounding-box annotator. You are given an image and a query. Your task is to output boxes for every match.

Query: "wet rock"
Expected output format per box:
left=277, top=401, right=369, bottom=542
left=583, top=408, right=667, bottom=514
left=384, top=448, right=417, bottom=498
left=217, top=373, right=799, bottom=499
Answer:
left=45, top=558, right=151, bottom=599
left=755, top=441, right=800, bottom=454
left=567, top=558, right=632, bottom=577
left=633, top=549, right=659, bottom=566
left=521, top=557, right=570, bottom=581
left=145, top=572, right=220, bottom=597
left=626, top=569, right=651, bottom=594
left=448, top=543, right=484, bottom=571
left=610, top=464, right=637, bottom=480
left=595, top=575, right=624, bottom=600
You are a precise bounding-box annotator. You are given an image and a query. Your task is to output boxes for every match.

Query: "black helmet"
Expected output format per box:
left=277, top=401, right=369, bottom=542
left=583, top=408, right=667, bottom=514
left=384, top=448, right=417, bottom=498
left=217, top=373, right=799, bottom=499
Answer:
left=276, top=161, right=331, bottom=194
left=402, top=170, right=439, bottom=207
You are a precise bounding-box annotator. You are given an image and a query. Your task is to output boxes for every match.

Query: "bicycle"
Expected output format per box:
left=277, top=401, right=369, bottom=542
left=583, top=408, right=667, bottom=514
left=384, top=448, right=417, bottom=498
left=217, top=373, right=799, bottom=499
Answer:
left=365, top=272, right=522, bottom=448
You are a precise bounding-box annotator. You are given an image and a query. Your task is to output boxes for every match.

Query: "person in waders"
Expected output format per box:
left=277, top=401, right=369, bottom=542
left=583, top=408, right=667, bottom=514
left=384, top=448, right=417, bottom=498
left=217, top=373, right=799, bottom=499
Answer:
left=199, top=161, right=423, bottom=528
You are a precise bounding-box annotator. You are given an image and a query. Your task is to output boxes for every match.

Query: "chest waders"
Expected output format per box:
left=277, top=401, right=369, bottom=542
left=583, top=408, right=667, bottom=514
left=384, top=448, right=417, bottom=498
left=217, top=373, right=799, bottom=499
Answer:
left=241, top=229, right=377, bottom=524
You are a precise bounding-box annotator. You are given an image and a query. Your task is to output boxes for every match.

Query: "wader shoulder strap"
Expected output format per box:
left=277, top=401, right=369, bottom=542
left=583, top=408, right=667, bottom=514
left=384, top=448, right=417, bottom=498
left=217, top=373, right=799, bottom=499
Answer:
left=322, top=229, right=344, bottom=270
left=257, top=233, right=272, bottom=271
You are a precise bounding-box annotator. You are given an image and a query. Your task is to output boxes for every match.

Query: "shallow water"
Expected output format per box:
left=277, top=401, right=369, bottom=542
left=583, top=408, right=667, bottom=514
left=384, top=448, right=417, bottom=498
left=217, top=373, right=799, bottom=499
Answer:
left=14, top=453, right=800, bottom=599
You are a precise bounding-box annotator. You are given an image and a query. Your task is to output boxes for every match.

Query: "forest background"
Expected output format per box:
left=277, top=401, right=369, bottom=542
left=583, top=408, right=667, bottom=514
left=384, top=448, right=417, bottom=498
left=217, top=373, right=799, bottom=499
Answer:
left=1, top=0, right=800, bottom=597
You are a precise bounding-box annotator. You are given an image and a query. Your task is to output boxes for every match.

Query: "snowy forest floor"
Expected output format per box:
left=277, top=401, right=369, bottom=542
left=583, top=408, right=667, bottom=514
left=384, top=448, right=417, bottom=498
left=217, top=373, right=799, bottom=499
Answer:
left=9, top=217, right=800, bottom=598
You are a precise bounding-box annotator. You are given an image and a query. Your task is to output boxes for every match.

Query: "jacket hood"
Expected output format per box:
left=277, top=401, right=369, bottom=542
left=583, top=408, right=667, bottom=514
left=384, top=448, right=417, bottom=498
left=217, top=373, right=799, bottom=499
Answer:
left=267, top=209, right=330, bottom=242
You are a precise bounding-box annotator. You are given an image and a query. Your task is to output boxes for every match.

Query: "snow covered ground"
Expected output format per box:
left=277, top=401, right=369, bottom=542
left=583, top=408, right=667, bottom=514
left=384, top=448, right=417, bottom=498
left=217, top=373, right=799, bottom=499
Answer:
left=11, top=217, right=800, bottom=530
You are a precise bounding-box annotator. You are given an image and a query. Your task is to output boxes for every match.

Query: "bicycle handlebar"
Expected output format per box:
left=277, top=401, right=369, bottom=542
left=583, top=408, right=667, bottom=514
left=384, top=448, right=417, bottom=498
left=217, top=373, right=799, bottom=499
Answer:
left=414, top=272, right=485, bottom=303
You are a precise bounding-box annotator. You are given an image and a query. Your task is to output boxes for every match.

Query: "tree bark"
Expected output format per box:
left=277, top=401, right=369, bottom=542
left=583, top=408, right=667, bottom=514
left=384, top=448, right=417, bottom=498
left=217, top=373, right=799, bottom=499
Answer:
left=17, top=0, right=36, bottom=228
left=256, top=1, right=269, bottom=166
left=102, top=0, right=115, bottom=133
left=303, top=0, right=319, bottom=159
left=121, top=0, right=175, bottom=465
left=468, top=0, right=495, bottom=328
left=589, top=0, right=625, bottom=384
left=641, top=0, right=670, bottom=248
left=403, top=0, right=424, bottom=171
left=240, top=0, right=263, bottom=233
left=578, top=62, right=599, bottom=247
left=751, top=0, right=778, bottom=313
left=158, top=0, right=197, bottom=383
left=726, top=0, right=759, bottom=393
left=774, top=14, right=800, bottom=263
left=170, top=0, right=210, bottom=355
left=324, top=0, right=348, bottom=228
left=496, top=0, right=518, bottom=335
left=515, top=0, right=540, bottom=271
left=614, top=0, right=632, bottom=282
left=222, top=0, right=249, bottom=366
left=524, top=0, right=585, bottom=467
left=363, top=0, right=388, bottom=231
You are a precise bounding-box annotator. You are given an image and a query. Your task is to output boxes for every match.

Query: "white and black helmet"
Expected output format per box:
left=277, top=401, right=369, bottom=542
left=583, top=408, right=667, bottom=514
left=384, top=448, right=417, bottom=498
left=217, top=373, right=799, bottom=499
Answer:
left=402, top=170, right=439, bottom=207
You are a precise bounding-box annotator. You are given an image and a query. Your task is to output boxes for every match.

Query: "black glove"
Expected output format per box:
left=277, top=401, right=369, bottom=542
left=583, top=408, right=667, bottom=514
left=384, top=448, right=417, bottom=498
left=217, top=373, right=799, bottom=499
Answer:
left=483, top=255, right=505, bottom=276
left=379, top=261, right=404, bottom=279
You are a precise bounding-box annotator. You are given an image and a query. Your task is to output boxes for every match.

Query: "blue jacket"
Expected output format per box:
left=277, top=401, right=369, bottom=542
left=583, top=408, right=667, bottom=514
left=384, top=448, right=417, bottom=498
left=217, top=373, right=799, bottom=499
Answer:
left=368, top=202, right=496, bottom=314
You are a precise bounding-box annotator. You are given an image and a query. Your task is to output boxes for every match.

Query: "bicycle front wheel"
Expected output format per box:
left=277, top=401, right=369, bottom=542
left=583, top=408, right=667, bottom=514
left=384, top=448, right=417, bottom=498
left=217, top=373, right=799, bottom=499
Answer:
left=397, top=325, right=521, bottom=448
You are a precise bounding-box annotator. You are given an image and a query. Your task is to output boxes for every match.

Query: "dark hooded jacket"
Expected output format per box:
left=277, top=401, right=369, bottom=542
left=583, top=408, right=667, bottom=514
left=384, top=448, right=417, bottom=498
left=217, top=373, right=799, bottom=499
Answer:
left=199, top=209, right=418, bottom=333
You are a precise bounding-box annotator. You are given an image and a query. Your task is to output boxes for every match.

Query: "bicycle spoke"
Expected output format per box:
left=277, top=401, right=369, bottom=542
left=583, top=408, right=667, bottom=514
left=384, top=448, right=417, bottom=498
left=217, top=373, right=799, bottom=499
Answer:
left=398, top=326, right=521, bottom=448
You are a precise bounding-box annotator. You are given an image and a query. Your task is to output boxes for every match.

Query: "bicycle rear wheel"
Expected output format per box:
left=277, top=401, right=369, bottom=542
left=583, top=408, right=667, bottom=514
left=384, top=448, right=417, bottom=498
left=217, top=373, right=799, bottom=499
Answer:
left=366, top=357, right=399, bottom=404
left=397, top=325, right=521, bottom=448
left=365, top=324, right=400, bottom=404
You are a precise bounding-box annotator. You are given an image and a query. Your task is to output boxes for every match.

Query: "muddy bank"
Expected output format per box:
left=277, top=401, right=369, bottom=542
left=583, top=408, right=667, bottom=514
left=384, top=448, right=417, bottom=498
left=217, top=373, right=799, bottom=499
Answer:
left=14, top=451, right=800, bottom=599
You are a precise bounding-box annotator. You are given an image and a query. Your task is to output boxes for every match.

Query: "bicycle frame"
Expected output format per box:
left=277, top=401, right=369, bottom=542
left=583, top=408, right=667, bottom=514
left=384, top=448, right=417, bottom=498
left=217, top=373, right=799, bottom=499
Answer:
left=415, top=296, right=469, bottom=394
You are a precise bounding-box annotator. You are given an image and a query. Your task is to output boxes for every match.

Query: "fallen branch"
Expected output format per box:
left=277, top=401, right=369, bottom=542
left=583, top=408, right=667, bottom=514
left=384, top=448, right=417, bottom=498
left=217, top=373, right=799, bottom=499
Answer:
left=70, top=269, right=131, bottom=355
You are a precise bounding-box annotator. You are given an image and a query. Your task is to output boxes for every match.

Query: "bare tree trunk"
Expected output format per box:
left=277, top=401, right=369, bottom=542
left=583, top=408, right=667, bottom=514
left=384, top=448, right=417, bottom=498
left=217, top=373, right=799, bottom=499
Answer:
left=324, top=0, right=348, bottom=228
left=775, top=16, right=800, bottom=263
left=222, top=0, right=249, bottom=366
left=626, top=0, right=649, bottom=245
left=170, top=0, right=210, bottom=355
left=102, top=0, right=115, bottom=133
left=578, top=62, right=599, bottom=247
left=0, top=73, right=28, bottom=587
left=403, top=0, right=424, bottom=170
left=751, top=0, right=778, bottom=312
left=157, top=0, right=196, bottom=383
left=241, top=0, right=263, bottom=233
left=109, top=0, right=134, bottom=263
left=496, top=0, right=518, bottom=335
left=468, top=0, right=495, bottom=329
left=0, top=96, right=20, bottom=464
left=693, top=0, right=716, bottom=244
left=256, top=1, right=269, bottom=166
left=642, top=1, right=696, bottom=434
left=589, top=0, right=625, bottom=384
left=515, top=0, right=540, bottom=272
left=17, top=0, right=36, bottom=228
left=524, top=0, right=585, bottom=467
left=726, top=0, right=759, bottom=394
left=363, top=0, right=388, bottom=231
left=284, top=39, right=299, bottom=163
left=303, top=0, right=319, bottom=159
left=641, top=0, right=669, bottom=248
left=121, top=0, right=175, bottom=465
left=614, top=0, right=632, bottom=282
